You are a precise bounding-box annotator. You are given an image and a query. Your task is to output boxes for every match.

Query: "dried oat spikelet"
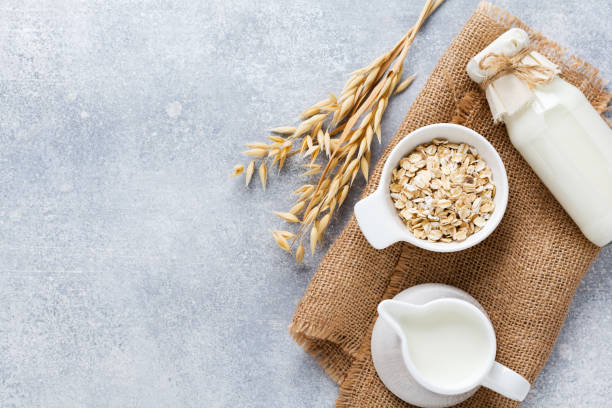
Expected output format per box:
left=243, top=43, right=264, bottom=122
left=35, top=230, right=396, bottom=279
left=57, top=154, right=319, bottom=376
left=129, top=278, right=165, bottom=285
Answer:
left=309, top=225, right=318, bottom=254
left=231, top=164, right=244, bottom=177
left=245, top=161, right=255, bottom=187
left=272, top=230, right=292, bottom=252
left=233, top=0, right=445, bottom=263
left=259, top=161, right=267, bottom=189
left=243, top=148, right=267, bottom=158
left=269, top=126, right=296, bottom=135
left=295, top=243, right=305, bottom=265
left=274, top=211, right=300, bottom=223
left=394, top=73, right=417, bottom=94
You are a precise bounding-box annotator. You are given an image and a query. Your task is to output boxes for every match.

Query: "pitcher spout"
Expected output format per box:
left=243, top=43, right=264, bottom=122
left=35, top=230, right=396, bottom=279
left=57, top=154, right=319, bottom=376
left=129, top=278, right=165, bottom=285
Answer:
left=377, top=299, right=417, bottom=339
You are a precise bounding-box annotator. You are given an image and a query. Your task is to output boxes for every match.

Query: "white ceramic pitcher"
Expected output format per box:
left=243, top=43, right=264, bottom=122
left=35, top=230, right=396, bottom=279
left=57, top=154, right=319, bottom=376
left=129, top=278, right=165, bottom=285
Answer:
left=377, top=298, right=530, bottom=404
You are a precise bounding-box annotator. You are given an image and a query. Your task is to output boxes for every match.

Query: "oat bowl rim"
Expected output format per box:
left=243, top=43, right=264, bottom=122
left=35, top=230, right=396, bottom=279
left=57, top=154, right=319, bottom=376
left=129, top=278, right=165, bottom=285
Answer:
left=354, top=123, right=508, bottom=252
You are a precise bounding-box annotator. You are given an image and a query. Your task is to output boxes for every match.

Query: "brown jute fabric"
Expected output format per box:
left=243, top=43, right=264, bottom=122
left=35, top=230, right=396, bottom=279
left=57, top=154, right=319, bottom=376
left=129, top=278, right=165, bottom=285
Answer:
left=289, top=2, right=611, bottom=407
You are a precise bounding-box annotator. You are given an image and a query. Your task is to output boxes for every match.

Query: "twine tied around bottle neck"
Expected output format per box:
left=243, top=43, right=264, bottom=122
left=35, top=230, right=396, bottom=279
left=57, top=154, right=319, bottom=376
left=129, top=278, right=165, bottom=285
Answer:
left=478, top=47, right=557, bottom=90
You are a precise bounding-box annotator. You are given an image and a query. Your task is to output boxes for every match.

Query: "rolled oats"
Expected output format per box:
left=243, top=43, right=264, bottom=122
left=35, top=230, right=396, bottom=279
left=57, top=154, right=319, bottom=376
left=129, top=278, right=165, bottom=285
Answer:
left=390, top=139, right=496, bottom=242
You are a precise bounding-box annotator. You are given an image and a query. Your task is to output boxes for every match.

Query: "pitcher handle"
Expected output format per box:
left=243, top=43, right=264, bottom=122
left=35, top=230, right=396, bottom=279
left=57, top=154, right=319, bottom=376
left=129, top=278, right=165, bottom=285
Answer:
left=481, top=361, right=530, bottom=401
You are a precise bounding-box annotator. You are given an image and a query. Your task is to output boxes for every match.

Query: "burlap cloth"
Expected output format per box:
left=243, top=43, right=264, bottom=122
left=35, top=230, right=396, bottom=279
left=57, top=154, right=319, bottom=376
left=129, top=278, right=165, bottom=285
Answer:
left=289, top=2, right=611, bottom=407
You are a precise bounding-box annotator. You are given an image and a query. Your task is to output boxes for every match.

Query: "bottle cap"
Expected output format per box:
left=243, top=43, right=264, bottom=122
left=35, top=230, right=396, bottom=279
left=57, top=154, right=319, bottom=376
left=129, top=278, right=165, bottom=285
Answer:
left=466, top=28, right=559, bottom=123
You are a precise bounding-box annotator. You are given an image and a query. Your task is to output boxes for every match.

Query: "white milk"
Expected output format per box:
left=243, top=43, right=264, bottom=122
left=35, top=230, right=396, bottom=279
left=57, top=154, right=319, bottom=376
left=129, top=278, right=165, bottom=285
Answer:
left=398, top=302, right=493, bottom=388
left=505, top=77, right=612, bottom=246
left=467, top=28, right=612, bottom=247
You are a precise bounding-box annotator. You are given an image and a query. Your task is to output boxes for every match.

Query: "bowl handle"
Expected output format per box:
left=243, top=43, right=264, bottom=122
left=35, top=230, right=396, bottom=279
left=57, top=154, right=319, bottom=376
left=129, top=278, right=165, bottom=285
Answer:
left=354, top=190, right=403, bottom=250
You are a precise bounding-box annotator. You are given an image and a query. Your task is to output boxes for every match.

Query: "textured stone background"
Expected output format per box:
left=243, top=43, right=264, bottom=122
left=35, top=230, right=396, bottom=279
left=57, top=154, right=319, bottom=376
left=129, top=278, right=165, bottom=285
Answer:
left=0, top=0, right=610, bottom=407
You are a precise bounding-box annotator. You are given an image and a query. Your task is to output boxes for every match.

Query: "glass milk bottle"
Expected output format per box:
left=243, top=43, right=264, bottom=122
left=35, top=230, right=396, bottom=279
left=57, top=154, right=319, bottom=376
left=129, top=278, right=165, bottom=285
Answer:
left=467, top=28, right=612, bottom=247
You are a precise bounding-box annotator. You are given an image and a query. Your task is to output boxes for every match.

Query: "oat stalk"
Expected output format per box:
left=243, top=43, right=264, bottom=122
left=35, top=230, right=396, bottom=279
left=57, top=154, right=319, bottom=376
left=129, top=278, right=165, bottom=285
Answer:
left=233, top=0, right=445, bottom=263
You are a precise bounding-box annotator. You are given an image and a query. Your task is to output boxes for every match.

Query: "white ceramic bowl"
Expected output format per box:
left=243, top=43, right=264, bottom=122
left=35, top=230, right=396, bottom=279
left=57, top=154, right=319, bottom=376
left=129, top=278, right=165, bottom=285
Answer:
left=354, top=123, right=508, bottom=252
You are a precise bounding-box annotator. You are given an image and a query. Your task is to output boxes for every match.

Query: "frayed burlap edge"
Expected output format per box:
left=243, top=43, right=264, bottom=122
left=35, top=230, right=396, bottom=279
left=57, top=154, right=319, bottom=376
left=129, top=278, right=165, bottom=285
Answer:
left=335, top=260, right=410, bottom=407
left=289, top=320, right=360, bottom=383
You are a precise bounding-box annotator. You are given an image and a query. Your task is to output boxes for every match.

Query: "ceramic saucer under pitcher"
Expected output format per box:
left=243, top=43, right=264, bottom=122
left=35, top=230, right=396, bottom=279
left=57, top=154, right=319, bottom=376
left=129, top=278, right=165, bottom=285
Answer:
left=371, top=284, right=530, bottom=407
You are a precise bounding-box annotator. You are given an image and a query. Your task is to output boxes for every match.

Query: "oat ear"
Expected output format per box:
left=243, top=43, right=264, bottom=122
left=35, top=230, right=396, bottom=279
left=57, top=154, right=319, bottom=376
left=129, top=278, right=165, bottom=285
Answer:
left=232, top=0, right=444, bottom=257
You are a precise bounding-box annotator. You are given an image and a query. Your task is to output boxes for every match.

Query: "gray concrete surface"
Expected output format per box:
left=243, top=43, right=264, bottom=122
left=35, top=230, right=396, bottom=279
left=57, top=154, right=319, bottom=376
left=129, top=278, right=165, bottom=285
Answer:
left=0, top=0, right=609, bottom=406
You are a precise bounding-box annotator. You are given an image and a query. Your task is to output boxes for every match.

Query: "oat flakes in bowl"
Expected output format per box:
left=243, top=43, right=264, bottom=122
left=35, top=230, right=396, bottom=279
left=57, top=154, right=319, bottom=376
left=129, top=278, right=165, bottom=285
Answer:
left=390, top=139, right=495, bottom=243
